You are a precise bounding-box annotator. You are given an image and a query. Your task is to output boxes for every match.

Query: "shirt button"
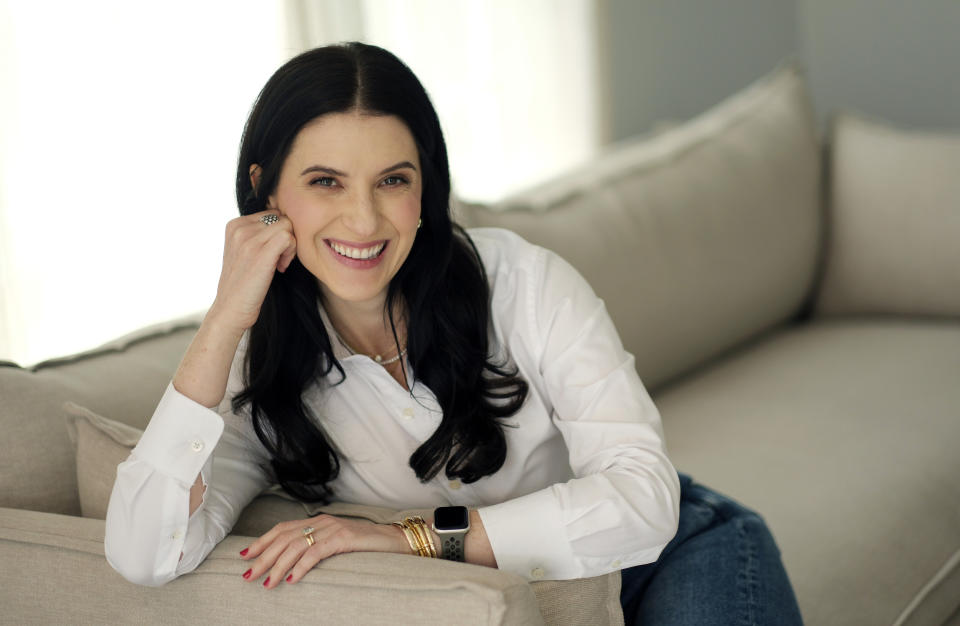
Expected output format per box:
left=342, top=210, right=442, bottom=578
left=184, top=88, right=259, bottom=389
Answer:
left=531, top=567, right=545, bottom=579
left=172, top=529, right=183, bottom=539
left=611, top=560, right=622, bottom=568
left=402, top=407, right=415, bottom=420
left=448, top=479, right=462, bottom=490
left=190, top=440, right=204, bottom=452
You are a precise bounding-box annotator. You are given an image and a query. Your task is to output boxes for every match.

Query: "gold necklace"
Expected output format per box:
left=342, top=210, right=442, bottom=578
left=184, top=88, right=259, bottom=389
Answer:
left=334, top=331, right=407, bottom=365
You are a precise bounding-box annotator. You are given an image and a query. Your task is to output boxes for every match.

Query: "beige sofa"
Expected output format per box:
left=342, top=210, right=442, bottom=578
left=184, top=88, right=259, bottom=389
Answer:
left=2, top=64, right=958, bottom=625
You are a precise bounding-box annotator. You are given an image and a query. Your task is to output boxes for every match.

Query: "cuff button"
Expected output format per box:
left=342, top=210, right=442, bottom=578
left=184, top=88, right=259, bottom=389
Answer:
left=190, top=440, right=204, bottom=452
left=531, top=567, right=545, bottom=579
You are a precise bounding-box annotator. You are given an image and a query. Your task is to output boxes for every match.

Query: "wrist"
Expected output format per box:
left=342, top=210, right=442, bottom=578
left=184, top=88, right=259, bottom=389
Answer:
left=432, top=505, right=470, bottom=561
left=203, top=304, right=252, bottom=340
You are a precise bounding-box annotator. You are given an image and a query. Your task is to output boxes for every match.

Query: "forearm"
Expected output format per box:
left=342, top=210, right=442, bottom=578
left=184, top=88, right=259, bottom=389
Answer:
left=173, top=313, right=245, bottom=409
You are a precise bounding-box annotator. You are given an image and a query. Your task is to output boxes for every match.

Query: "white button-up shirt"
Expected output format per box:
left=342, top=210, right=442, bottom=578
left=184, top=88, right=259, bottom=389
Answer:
left=104, top=228, right=680, bottom=586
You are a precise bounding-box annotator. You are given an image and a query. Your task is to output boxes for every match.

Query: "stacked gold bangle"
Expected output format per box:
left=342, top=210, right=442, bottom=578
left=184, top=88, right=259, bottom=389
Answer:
left=392, top=516, right=437, bottom=558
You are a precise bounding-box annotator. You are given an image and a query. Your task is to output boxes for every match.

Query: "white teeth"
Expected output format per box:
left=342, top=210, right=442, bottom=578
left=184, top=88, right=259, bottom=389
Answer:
left=330, top=241, right=385, bottom=260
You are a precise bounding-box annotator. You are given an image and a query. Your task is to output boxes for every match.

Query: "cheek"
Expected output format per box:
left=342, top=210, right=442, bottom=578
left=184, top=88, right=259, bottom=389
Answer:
left=396, top=194, right=422, bottom=231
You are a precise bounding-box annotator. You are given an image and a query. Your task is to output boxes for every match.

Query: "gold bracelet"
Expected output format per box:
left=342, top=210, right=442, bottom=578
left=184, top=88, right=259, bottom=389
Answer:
left=405, top=516, right=438, bottom=558
left=392, top=522, right=420, bottom=556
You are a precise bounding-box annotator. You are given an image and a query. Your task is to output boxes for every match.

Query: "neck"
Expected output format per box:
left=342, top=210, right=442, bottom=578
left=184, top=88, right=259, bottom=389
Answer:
left=321, top=290, right=405, bottom=360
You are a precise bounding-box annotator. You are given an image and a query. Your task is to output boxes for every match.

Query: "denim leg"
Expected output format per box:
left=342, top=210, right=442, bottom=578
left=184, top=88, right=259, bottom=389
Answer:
left=620, top=474, right=803, bottom=626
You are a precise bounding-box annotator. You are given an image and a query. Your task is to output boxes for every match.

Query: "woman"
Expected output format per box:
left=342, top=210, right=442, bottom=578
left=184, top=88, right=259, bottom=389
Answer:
left=105, top=42, right=802, bottom=624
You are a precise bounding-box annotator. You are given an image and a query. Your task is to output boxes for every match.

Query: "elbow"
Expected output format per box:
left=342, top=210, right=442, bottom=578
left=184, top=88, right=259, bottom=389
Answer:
left=103, top=487, right=176, bottom=587
left=103, top=541, right=170, bottom=587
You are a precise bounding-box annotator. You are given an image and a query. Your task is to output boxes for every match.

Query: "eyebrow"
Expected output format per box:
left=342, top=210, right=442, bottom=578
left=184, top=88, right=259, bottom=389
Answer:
left=300, top=161, right=418, bottom=177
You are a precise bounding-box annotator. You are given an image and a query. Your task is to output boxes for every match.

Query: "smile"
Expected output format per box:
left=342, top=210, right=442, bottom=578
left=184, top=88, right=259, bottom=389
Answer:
left=327, top=239, right=387, bottom=260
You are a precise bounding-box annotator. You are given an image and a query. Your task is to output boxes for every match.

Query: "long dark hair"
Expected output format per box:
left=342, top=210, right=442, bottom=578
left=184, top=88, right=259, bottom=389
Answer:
left=232, top=42, right=528, bottom=502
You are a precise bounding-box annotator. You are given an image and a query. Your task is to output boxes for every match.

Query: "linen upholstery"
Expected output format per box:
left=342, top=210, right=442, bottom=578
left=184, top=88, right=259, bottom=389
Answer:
left=817, top=114, right=960, bottom=317
left=458, top=63, right=821, bottom=390
left=65, top=403, right=144, bottom=519
left=62, top=402, right=625, bottom=624
left=654, top=319, right=960, bottom=626
left=0, top=507, right=545, bottom=626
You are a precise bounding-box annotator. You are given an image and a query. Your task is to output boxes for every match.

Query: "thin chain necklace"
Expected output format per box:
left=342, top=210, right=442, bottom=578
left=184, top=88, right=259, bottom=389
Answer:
left=334, top=330, right=407, bottom=365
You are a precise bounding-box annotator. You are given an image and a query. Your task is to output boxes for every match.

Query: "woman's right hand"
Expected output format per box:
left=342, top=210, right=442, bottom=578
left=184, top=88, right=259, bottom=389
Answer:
left=207, top=210, right=298, bottom=334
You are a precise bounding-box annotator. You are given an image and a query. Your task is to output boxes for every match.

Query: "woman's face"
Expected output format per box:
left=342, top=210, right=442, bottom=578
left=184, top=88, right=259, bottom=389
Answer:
left=264, top=111, right=423, bottom=310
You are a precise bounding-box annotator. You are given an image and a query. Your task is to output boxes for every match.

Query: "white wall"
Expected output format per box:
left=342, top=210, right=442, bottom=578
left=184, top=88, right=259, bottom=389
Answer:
left=800, top=0, right=960, bottom=130
left=601, top=0, right=960, bottom=141
left=600, top=0, right=798, bottom=142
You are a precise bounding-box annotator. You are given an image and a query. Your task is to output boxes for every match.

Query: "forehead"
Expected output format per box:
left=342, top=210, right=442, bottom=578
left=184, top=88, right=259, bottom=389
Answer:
left=286, top=112, right=419, bottom=168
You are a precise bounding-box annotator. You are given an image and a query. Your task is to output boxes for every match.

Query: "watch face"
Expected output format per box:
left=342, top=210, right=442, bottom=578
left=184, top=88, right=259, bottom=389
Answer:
left=434, top=506, right=469, bottom=531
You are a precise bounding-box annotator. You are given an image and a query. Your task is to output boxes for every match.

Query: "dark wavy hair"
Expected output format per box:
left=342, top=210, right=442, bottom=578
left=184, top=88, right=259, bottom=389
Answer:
left=232, top=42, right=528, bottom=502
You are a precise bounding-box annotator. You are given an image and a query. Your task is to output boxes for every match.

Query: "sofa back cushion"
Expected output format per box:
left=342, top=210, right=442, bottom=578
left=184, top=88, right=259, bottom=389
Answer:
left=457, top=64, right=821, bottom=390
left=816, top=113, right=960, bottom=317
left=0, top=316, right=199, bottom=515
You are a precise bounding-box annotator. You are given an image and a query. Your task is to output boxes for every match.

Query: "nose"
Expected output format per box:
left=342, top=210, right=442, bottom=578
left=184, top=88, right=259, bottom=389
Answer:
left=341, top=189, right=379, bottom=239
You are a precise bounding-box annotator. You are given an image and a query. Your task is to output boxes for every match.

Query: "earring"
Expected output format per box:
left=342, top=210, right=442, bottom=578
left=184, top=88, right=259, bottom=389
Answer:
left=417, top=218, right=422, bottom=229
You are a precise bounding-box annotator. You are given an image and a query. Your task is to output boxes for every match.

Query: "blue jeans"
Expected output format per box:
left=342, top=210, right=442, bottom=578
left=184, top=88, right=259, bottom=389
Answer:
left=620, top=474, right=803, bottom=625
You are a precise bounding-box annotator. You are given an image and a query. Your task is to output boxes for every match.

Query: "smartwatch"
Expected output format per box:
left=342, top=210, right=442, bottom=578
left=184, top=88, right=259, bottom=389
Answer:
left=432, top=505, right=470, bottom=561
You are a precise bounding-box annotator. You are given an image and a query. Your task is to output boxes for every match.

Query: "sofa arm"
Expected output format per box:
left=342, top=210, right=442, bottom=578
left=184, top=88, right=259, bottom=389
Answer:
left=0, top=507, right=544, bottom=625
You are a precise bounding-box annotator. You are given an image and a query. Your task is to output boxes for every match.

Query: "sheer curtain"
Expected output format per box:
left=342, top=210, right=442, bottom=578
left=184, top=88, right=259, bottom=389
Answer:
left=285, top=0, right=602, bottom=203
left=1, top=0, right=600, bottom=365
left=0, top=1, right=288, bottom=365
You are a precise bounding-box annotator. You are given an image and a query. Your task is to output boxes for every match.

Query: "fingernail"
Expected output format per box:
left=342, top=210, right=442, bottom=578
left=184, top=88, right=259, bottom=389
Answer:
left=286, top=574, right=293, bottom=583
left=239, top=548, right=248, bottom=556
left=263, top=577, right=271, bottom=587
left=242, top=568, right=252, bottom=579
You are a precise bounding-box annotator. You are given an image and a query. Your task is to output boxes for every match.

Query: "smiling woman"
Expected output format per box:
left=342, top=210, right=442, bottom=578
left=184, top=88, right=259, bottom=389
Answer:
left=102, top=41, right=801, bottom=625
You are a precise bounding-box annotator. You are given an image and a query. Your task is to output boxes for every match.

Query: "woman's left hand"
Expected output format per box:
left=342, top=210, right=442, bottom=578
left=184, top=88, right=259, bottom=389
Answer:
left=239, top=514, right=409, bottom=589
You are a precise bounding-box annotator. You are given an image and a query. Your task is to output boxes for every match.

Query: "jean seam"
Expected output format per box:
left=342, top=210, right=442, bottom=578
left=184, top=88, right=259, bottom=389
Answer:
left=737, top=516, right=761, bottom=626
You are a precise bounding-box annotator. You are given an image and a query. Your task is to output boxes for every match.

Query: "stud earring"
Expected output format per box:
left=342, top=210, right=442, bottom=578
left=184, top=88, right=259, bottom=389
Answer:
left=417, top=218, right=422, bottom=229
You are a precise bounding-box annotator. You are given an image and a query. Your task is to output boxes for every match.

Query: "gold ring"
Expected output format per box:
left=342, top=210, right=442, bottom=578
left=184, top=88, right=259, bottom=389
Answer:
left=302, top=526, right=316, bottom=547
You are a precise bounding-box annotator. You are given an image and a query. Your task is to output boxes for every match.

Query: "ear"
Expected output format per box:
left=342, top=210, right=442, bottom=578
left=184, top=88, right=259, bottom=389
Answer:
left=249, top=164, right=263, bottom=192
left=249, top=164, right=277, bottom=210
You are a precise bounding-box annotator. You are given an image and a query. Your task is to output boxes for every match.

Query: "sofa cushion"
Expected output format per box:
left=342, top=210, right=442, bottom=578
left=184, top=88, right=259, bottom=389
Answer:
left=457, top=63, right=821, bottom=389
left=817, top=114, right=960, bottom=317
left=0, top=316, right=199, bottom=515
left=655, top=319, right=960, bottom=625
left=63, top=404, right=624, bottom=625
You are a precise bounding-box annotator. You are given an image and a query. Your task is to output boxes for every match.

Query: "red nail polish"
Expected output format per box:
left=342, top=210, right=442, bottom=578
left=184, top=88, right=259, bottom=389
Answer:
left=240, top=548, right=249, bottom=556
left=263, top=577, right=271, bottom=587
left=242, top=569, right=252, bottom=579
left=286, top=574, right=293, bottom=583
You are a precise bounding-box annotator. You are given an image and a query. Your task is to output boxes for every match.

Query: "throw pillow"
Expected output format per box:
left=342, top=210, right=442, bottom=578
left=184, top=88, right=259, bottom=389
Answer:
left=64, top=402, right=143, bottom=519
left=817, top=113, right=960, bottom=316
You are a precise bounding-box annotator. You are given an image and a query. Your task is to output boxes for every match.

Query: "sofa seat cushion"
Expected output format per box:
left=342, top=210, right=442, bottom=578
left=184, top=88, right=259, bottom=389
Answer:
left=654, top=319, right=960, bottom=625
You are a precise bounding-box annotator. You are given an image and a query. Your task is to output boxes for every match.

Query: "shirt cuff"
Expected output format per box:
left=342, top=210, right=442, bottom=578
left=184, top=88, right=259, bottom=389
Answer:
left=477, top=485, right=579, bottom=581
left=131, top=383, right=225, bottom=486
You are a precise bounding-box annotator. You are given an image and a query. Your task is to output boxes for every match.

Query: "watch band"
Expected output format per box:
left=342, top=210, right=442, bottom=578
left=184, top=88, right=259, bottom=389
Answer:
left=439, top=532, right=466, bottom=562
